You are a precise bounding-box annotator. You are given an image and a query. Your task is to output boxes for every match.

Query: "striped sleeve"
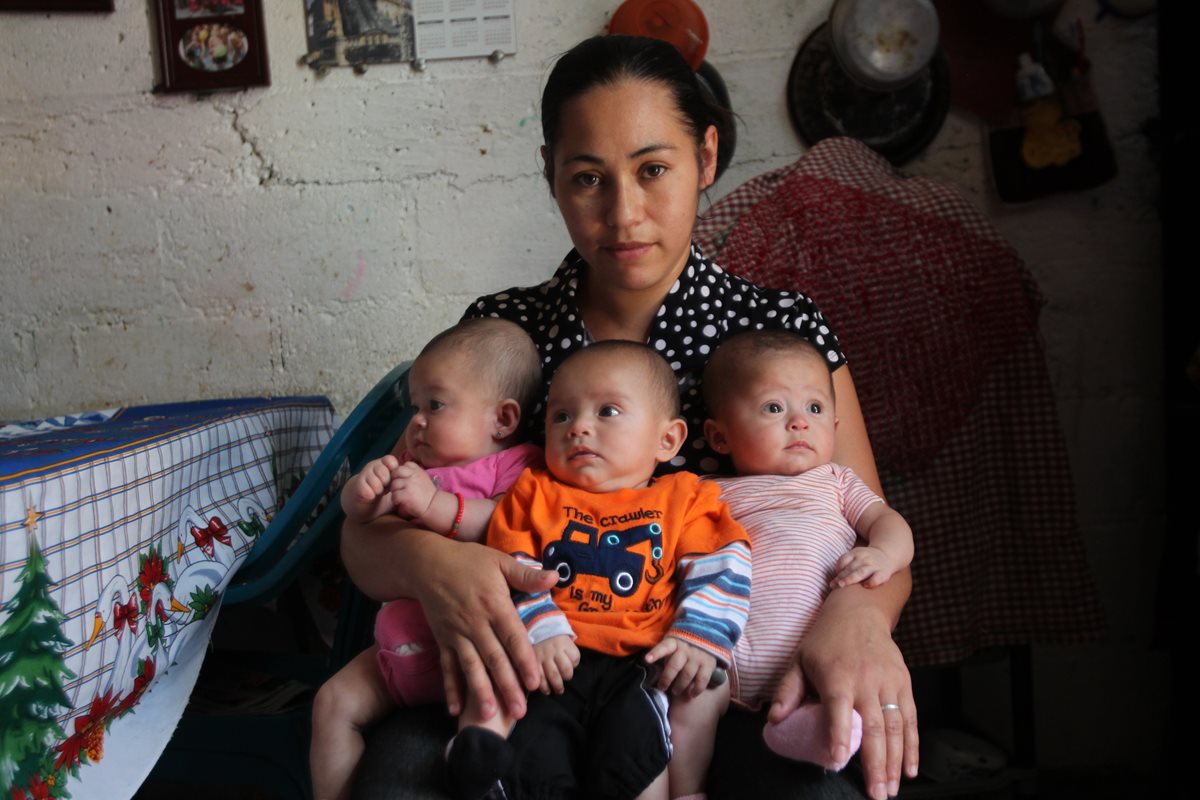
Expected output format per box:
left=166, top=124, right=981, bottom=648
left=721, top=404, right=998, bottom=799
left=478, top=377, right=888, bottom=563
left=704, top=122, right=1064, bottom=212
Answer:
left=511, top=552, right=575, bottom=645
left=669, top=539, right=752, bottom=667
left=486, top=470, right=575, bottom=646
left=836, top=465, right=886, bottom=528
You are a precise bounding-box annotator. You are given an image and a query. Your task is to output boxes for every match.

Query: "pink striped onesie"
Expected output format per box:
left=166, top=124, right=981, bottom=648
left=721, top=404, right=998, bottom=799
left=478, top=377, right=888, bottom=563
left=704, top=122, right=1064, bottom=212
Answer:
left=714, top=464, right=884, bottom=709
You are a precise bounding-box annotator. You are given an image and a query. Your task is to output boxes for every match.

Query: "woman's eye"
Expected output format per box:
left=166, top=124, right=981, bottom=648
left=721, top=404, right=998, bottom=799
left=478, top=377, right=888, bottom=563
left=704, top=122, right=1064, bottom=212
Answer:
left=808, top=402, right=822, bottom=414
left=598, top=405, right=620, bottom=417
left=764, top=402, right=784, bottom=414
left=643, top=164, right=667, bottom=179
left=573, top=172, right=601, bottom=188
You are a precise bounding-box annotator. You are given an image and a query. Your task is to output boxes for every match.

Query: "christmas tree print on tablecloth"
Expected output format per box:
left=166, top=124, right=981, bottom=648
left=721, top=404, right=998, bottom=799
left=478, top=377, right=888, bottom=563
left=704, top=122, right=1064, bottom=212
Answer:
left=0, top=539, right=75, bottom=799
left=2, top=502, right=272, bottom=798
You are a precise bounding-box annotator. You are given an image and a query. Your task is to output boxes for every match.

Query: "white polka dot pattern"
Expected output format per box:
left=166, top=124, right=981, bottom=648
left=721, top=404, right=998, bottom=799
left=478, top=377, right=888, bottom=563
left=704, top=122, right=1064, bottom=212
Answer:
left=465, top=244, right=845, bottom=474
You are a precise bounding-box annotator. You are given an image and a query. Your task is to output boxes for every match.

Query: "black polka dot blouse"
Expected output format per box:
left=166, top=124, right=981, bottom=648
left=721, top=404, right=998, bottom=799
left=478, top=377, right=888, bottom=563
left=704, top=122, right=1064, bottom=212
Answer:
left=463, top=243, right=845, bottom=475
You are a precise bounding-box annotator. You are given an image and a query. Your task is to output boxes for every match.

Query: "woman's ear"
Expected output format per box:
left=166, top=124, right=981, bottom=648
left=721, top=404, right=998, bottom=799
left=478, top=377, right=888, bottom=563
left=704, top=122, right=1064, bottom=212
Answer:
left=493, top=399, right=522, bottom=440
left=540, top=145, right=556, bottom=197
left=655, top=418, right=688, bottom=464
left=698, top=125, right=718, bottom=190
left=703, top=418, right=730, bottom=454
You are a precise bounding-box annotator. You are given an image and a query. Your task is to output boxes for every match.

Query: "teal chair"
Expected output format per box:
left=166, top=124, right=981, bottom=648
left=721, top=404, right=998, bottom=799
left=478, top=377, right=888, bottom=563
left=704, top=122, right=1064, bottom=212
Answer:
left=145, top=362, right=414, bottom=800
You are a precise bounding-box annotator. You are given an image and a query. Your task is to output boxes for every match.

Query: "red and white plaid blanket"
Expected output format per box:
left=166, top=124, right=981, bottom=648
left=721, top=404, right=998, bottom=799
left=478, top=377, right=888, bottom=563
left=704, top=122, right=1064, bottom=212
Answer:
left=696, top=138, right=1104, bottom=666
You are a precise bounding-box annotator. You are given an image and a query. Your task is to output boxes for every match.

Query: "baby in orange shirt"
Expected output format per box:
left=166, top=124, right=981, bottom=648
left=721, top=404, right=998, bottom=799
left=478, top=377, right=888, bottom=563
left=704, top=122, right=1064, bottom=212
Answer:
left=448, top=341, right=751, bottom=800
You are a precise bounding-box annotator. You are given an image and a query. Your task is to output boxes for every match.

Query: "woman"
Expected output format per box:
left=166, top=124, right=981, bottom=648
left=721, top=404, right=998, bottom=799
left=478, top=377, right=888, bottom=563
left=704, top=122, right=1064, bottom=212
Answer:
left=342, top=35, right=917, bottom=800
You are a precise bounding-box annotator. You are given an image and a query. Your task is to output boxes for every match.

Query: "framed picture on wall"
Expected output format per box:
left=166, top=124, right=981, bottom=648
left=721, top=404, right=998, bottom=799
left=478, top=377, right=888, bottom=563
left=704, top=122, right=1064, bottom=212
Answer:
left=0, top=0, right=114, bottom=10
left=153, top=0, right=269, bottom=93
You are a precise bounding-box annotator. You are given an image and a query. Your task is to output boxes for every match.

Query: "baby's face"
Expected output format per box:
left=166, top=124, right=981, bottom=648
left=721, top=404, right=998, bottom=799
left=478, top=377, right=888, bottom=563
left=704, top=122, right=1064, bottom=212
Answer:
left=707, top=351, right=836, bottom=476
left=544, top=351, right=679, bottom=492
left=403, top=355, right=501, bottom=468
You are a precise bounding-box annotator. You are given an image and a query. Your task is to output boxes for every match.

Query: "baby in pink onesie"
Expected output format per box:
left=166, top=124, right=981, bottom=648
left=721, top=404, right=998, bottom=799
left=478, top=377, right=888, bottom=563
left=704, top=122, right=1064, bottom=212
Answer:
left=698, top=330, right=914, bottom=773
left=309, top=317, right=544, bottom=800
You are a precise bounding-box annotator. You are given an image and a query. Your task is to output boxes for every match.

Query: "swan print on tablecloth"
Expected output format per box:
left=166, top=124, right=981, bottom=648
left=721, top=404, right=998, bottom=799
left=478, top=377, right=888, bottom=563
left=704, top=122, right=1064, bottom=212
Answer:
left=49, top=500, right=267, bottom=777
left=85, top=575, right=142, bottom=704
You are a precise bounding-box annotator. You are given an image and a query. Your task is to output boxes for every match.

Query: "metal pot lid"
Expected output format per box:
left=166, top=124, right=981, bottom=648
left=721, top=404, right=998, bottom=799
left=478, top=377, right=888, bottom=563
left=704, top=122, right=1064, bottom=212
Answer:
left=787, top=22, right=951, bottom=165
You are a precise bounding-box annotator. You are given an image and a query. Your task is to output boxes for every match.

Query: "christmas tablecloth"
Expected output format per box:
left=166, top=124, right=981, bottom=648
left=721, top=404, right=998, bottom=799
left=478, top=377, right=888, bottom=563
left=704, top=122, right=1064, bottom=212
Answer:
left=0, top=397, right=334, bottom=799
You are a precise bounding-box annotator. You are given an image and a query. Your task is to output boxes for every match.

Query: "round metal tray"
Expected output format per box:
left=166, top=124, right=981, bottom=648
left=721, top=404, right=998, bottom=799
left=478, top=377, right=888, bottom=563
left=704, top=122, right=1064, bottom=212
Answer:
left=786, top=23, right=951, bottom=165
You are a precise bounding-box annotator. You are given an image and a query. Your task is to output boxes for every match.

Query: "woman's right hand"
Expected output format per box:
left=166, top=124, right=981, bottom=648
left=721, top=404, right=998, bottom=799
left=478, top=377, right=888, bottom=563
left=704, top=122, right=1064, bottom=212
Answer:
left=410, top=535, right=559, bottom=720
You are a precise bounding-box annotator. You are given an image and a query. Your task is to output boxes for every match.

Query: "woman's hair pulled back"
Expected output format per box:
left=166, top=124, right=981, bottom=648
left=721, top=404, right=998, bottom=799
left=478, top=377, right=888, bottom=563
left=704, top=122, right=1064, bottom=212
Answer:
left=540, top=34, right=732, bottom=186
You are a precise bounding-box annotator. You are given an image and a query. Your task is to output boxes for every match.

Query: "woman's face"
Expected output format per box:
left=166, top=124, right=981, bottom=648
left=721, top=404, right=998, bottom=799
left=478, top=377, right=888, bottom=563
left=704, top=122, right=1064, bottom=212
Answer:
left=548, top=79, right=718, bottom=301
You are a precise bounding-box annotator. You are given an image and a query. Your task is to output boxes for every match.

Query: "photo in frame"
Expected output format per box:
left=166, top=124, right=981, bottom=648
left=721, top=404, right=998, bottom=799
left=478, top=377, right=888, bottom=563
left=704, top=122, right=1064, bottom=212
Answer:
left=154, top=0, right=269, bottom=93
left=302, top=0, right=414, bottom=70
left=0, top=0, right=114, bottom=10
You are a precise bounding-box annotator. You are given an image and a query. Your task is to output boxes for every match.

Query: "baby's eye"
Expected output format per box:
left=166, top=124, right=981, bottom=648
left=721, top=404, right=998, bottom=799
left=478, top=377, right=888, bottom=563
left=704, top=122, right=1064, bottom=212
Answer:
left=808, top=402, right=822, bottom=414
left=429, top=399, right=445, bottom=412
left=764, top=402, right=784, bottom=414
left=551, top=410, right=570, bottom=424
left=598, top=405, right=620, bottom=418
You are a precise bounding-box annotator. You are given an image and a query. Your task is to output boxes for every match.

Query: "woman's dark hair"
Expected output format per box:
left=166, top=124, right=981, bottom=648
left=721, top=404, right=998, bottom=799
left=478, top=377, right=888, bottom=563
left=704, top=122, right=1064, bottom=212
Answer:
left=540, top=35, right=735, bottom=186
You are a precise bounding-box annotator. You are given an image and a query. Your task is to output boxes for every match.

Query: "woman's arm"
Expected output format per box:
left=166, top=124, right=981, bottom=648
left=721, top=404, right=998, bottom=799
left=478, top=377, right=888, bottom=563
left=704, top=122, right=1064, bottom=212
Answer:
left=340, top=516, right=558, bottom=720
left=771, top=366, right=918, bottom=800
left=830, top=366, right=883, bottom=496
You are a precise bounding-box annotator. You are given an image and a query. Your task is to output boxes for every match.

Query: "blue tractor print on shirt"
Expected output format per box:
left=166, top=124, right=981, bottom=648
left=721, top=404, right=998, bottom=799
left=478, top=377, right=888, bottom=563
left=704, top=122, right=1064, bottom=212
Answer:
left=542, top=520, right=664, bottom=597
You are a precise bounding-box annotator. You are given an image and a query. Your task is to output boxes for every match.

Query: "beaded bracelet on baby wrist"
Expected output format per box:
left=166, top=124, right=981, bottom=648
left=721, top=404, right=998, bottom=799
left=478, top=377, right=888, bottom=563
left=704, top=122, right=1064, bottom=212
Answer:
left=447, top=492, right=465, bottom=539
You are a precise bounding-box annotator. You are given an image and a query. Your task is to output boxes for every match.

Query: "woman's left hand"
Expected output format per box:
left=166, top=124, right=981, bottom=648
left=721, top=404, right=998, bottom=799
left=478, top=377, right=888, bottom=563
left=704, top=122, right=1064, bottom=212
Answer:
left=768, top=581, right=918, bottom=800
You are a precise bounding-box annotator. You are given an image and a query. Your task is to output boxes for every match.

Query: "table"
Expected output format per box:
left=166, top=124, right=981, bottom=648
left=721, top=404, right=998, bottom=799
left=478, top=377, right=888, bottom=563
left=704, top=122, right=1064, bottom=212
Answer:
left=0, top=397, right=334, bottom=800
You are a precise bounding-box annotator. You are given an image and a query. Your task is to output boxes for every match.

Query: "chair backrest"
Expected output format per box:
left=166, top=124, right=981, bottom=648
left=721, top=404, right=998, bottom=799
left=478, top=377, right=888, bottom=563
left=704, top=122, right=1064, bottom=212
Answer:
left=224, top=361, right=413, bottom=607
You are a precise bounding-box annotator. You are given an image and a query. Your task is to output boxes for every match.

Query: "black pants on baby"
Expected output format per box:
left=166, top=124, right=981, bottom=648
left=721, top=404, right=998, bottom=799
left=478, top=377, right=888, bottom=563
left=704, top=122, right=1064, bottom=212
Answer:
left=502, top=648, right=671, bottom=800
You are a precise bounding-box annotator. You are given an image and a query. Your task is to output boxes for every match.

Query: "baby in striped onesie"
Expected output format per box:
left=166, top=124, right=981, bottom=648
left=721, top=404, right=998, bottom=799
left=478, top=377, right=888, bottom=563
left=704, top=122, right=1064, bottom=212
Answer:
left=698, top=330, right=914, bottom=773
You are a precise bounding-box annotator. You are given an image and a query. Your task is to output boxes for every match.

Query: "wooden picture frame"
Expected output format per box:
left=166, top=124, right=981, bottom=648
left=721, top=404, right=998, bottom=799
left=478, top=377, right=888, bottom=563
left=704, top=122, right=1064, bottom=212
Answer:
left=0, top=0, right=114, bottom=10
left=153, top=0, right=269, bottom=93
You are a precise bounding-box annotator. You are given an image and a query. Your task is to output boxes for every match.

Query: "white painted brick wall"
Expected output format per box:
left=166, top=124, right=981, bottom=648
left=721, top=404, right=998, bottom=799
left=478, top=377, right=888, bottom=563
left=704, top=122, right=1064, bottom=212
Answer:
left=0, top=0, right=1163, bottom=773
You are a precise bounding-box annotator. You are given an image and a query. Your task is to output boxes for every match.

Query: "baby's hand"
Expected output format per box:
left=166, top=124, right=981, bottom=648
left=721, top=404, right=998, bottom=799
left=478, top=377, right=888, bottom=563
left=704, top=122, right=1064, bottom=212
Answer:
left=389, top=461, right=438, bottom=522
left=644, top=635, right=717, bottom=698
left=533, top=635, right=580, bottom=695
left=831, top=545, right=899, bottom=589
left=342, top=455, right=400, bottom=520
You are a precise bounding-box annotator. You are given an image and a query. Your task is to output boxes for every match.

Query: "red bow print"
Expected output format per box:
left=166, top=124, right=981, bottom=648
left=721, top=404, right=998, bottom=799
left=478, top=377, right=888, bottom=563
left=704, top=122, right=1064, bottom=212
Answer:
left=191, top=516, right=231, bottom=557
left=112, top=598, right=138, bottom=637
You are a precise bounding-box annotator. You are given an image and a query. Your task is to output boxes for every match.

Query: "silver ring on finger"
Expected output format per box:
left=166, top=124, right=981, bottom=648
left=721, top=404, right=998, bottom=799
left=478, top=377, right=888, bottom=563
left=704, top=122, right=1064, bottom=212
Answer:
left=881, top=703, right=901, bottom=712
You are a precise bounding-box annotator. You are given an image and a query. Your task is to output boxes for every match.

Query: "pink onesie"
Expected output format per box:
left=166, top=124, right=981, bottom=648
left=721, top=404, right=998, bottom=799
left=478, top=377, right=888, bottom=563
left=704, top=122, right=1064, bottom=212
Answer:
left=373, top=443, right=543, bottom=706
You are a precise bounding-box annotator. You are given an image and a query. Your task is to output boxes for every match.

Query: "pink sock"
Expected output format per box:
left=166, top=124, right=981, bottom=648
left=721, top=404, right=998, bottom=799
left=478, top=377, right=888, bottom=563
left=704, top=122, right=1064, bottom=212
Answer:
left=762, top=702, right=863, bottom=772
left=374, top=600, right=444, bottom=707
left=376, top=644, right=444, bottom=707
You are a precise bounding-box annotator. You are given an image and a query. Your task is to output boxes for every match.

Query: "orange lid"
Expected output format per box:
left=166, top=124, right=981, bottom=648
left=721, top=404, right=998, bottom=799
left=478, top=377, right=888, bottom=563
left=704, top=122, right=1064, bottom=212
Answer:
left=608, top=0, right=710, bottom=70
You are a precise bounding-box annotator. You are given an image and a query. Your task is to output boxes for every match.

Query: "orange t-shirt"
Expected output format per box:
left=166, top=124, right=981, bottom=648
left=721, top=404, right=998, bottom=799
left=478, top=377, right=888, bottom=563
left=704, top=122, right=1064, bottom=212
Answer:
left=488, top=468, right=750, bottom=661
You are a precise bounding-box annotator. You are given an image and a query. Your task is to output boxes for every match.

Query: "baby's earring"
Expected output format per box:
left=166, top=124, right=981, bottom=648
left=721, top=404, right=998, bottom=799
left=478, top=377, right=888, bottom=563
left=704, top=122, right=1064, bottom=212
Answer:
left=493, top=430, right=504, bottom=439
